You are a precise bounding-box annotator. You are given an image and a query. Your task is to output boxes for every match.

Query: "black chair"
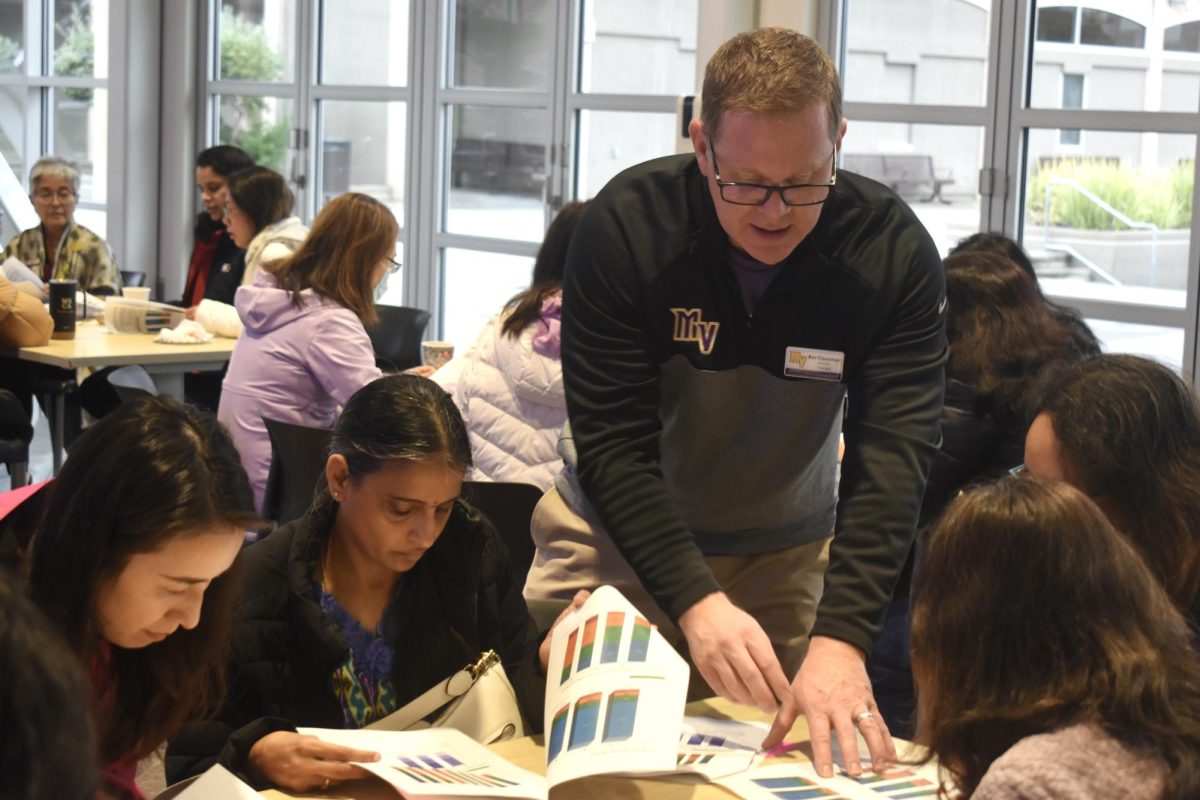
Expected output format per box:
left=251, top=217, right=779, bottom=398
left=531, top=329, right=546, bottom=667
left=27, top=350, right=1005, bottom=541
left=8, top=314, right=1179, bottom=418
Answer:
left=262, top=417, right=334, bottom=525
left=368, top=305, right=431, bottom=372
left=107, top=365, right=157, bottom=405
left=120, top=270, right=147, bottom=287
left=0, top=389, right=32, bottom=488
left=462, top=481, right=543, bottom=580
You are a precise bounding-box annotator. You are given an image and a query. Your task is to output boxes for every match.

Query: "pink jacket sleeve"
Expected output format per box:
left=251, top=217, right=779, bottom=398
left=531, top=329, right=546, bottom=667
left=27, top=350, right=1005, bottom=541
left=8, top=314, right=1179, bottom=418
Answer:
left=306, top=310, right=383, bottom=407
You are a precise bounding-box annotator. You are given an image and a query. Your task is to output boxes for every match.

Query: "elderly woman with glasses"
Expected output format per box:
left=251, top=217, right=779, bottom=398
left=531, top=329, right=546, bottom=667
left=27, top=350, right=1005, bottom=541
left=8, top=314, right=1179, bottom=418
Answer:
left=3, top=155, right=120, bottom=295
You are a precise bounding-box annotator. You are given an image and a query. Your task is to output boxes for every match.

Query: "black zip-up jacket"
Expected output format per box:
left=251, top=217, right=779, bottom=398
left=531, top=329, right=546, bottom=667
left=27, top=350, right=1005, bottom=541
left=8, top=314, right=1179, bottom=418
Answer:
left=164, top=496, right=544, bottom=786
left=562, top=154, right=947, bottom=654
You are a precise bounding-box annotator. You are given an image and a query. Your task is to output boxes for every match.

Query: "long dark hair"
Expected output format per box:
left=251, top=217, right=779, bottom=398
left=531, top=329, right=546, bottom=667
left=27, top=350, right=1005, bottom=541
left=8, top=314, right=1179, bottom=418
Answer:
left=0, top=569, right=97, bottom=799
left=500, top=201, right=587, bottom=338
left=28, top=397, right=259, bottom=763
left=949, top=232, right=1100, bottom=356
left=226, top=165, right=294, bottom=234
left=194, top=145, right=254, bottom=241
left=943, top=251, right=1087, bottom=431
left=276, top=192, right=397, bottom=326
left=912, top=477, right=1200, bottom=799
left=1031, top=355, right=1200, bottom=615
left=322, top=374, right=475, bottom=698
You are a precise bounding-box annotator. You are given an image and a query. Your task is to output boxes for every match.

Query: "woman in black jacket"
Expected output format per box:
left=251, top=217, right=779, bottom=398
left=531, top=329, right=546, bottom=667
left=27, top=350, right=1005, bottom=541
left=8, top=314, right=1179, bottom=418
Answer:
left=167, top=374, right=582, bottom=792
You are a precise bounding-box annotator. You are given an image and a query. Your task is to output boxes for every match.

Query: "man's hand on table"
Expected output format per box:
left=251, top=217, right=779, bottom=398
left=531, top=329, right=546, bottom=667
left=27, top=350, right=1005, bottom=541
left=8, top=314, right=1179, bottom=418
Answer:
left=763, top=636, right=895, bottom=777
left=678, top=592, right=791, bottom=714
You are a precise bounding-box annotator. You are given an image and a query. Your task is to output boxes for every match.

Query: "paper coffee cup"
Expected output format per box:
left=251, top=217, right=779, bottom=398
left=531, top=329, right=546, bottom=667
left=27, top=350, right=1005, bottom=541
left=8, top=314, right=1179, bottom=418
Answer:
left=421, top=340, right=455, bottom=370
left=49, top=279, right=77, bottom=339
left=122, top=286, right=151, bottom=301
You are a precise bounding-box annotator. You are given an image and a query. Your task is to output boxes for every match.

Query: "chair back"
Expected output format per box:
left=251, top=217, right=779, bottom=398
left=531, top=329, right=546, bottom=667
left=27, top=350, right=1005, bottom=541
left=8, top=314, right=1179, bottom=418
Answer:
left=0, top=389, right=32, bottom=488
left=107, top=365, right=157, bottom=405
left=368, top=305, right=431, bottom=371
left=119, top=270, right=147, bottom=287
left=262, top=417, right=334, bottom=525
left=462, top=481, right=542, bottom=580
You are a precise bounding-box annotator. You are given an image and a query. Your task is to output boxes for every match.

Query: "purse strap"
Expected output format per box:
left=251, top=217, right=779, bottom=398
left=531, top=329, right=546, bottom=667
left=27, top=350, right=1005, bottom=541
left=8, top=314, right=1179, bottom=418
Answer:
left=382, top=651, right=500, bottom=730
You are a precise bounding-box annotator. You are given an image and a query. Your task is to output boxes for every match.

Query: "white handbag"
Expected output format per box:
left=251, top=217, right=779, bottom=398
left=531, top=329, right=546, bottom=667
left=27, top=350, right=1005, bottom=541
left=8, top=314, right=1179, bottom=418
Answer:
left=365, top=650, right=527, bottom=744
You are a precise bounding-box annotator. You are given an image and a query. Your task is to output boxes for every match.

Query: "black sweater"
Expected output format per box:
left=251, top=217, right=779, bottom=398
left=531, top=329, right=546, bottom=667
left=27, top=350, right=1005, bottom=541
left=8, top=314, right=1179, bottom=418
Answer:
left=165, top=496, right=544, bottom=786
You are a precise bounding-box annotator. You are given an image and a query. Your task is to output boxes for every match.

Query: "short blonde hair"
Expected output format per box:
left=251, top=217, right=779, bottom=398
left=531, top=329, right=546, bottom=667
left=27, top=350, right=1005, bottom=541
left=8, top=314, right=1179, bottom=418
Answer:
left=700, top=28, right=842, bottom=145
left=29, top=156, right=80, bottom=196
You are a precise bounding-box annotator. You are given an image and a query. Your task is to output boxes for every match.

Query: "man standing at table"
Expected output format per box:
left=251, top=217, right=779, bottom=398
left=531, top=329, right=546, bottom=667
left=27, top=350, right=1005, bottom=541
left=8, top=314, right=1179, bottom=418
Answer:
left=561, top=28, right=945, bottom=777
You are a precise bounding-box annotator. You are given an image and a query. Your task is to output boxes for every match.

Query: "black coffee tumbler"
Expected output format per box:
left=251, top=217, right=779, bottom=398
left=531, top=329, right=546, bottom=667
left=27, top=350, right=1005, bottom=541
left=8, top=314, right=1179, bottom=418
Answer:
left=49, top=279, right=77, bottom=340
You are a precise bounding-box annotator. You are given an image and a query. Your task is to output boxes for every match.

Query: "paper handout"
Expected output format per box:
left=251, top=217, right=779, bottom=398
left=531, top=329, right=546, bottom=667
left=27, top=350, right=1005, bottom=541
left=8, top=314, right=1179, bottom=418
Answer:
left=174, top=764, right=263, bottom=798
left=718, top=758, right=942, bottom=800
left=300, top=727, right=548, bottom=800
left=2, top=256, right=43, bottom=289
left=542, top=584, right=691, bottom=785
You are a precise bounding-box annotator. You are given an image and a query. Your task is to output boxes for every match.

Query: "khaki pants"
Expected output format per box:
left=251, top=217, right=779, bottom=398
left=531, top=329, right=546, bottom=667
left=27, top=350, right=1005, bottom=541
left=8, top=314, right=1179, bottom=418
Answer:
left=525, top=487, right=829, bottom=693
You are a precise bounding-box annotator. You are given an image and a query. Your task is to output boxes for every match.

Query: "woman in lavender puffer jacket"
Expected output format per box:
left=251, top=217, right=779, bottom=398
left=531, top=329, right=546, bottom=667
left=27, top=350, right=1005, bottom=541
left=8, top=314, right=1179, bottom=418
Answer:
left=218, top=193, right=395, bottom=512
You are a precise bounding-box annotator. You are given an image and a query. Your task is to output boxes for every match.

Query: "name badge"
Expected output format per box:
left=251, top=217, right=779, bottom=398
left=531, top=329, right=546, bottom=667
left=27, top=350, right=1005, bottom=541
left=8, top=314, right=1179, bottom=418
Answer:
left=784, top=346, right=845, bottom=381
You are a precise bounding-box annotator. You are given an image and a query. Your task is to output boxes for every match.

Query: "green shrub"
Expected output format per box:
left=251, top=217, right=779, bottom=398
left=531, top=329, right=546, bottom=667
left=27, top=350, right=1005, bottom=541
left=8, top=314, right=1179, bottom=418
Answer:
left=218, top=7, right=289, bottom=170
left=0, top=34, right=20, bottom=75
left=1029, top=158, right=1193, bottom=230
left=53, top=2, right=93, bottom=102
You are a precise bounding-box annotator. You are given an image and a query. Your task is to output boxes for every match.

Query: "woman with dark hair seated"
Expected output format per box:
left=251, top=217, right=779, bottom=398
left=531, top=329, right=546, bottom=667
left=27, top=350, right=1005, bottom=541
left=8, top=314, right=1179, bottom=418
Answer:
left=168, top=374, right=585, bottom=793
left=194, top=166, right=308, bottom=338
left=1025, top=354, right=1200, bottom=629
left=868, top=250, right=1094, bottom=735
left=912, top=476, right=1200, bottom=798
left=24, top=396, right=257, bottom=799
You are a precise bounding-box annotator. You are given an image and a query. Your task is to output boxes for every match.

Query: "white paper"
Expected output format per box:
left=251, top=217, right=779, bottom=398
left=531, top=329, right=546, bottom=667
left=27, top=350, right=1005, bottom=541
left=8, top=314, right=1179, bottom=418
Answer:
left=717, top=758, right=943, bottom=800
left=103, top=296, right=186, bottom=333
left=542, top=584, right=691, bottom=786
left=2, top=255, right=42, bottom=288
left=174, top=764, right=263, bottom=799
left=299, top=727, right=547, bottom=800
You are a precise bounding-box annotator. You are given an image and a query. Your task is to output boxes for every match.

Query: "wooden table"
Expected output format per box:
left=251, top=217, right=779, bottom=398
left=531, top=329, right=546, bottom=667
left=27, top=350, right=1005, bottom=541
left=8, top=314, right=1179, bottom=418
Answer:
left=2, top=320, right=236, bottom=471
left=261, top=697, right=806, bottom=799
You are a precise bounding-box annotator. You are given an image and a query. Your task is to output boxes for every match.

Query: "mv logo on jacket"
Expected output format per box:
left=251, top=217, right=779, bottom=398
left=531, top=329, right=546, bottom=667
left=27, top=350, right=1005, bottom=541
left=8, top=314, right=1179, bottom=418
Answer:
left=670, top=307, right=719, bottom=355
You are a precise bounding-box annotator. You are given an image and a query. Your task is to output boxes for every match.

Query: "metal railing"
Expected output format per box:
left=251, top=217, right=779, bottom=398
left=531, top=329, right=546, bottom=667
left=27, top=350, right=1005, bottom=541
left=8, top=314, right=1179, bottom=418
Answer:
left=1042, top=177, right=1159, bottom=287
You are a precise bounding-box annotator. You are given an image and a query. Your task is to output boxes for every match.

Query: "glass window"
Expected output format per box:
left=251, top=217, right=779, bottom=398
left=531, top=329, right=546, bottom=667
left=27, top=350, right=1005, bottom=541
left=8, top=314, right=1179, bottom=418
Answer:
left=218, top=0, right=296, bottom=83
left=449, top=0, right=553, bottom=90
left=1035, top=6, right=1076, bottom=43
left=1059, top=74, right=1083, bottom=145
left=53, top=87, right=106, bottom=202
left=1164, top=21, right=1200, bottom=54
left=0, top=85, right=24, bottom=174
left=320, top=0, right=409, bottom=86
left=0, top=0, right=22, bottom=75
left=52, top=0, right=105, bottom=80
left=376, top=241, right=405, bottom=306
left=317, top=100, right=406, bottom=221
left=216, top=94, right=294, bottom=172
left=440, top=247, right=532, bottom=350
left=843, top=0, right=993, bottom=106
left=1079, top=9, right=1145, bottom=49
left=840, top=123, right=984, bottom=254
left=575, top=110, right=675, bottom=199
left=1022, top=130, right=1195, bottom=310
left=1084, top=318, right=1184, bottom=369
left=577, top=0, right=697, bottom=95
left=444, top=104, right=546, bottom=242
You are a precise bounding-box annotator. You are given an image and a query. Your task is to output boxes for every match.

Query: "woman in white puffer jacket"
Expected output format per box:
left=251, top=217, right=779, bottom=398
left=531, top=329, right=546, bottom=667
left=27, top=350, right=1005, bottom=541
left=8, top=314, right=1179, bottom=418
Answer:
left=434, top=201, right=587, bottom=490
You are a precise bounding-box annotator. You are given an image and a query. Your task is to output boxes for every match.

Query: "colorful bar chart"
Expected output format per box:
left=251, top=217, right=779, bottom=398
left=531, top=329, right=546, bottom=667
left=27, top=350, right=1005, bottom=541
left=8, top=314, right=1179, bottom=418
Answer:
left=601, top=689, right=639, bottom=742
left=390, top=753, right=519, bottom=788
left=568, top=692, right=601, bottom=750
left=628, top=616, right=652, bottom=662
left=548, top=704, right=570, bottom=763
left=577, top=615, right=598, bottom=672
left=677, top=753, right=716, bottom=765
left=560, top=628, right=578, bottom=685
left=684, top=733, right=727, bottom=748
left=752, top=775, right=846, bottom=799
left=601, top=611, right=625, bottom=663
left=848, top=770, right=937, bottom=798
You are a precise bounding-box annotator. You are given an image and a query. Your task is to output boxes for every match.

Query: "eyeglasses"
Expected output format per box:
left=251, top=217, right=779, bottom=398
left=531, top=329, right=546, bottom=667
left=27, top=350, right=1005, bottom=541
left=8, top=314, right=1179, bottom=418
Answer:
left=709, top=146, right=837, bottom=207
left=32, top=189, right=76, bottom=203
left=386, top=256, right=402, bottom=274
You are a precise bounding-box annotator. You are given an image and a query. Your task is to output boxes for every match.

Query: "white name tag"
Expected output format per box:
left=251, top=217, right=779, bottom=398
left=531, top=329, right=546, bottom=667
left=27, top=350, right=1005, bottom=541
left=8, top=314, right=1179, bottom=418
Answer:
left=784, top=346, right=845, bottom=381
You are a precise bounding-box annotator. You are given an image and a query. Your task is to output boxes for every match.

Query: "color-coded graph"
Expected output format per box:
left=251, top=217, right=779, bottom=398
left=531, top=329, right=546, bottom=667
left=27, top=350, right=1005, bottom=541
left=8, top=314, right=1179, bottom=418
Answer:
left=848, top=769, right=937, bottom=798
left=601, top=689, right=639, bottom=742
left=547, top=704, right=569, bottom=763
left=560, top=629, right=578, bottom=685
left=568, top=692, right=601, bottom=750
left=601, top=612, right=624, bottom=663
left=628, top=616, right=652, bottom=662
left=577, top=616, right=598, bottom=672
left=390, top=753, right=519, bottom=788
left=684, top=733, right=727, bottom=747
left=752, top=775, right=847, bottom=799
left=677, top=753, right=716, bottom=766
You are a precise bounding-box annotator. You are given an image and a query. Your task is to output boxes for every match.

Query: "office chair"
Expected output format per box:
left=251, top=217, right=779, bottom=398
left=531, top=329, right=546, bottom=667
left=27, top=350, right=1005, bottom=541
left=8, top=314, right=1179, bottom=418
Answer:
left=262, top=417, right=333, bottom=525
left=119, top=270, right=148, bottom=288
left=462, top=480, right=543, bottom=580
left=368, top=305, right=431, bottom=372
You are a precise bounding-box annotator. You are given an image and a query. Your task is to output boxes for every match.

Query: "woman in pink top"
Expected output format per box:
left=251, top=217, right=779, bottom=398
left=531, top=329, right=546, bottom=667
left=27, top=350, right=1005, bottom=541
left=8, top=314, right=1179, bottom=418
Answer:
left=219, top=193, right=394, bottom=512
left=911, top=476, right=1200, bottom=799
